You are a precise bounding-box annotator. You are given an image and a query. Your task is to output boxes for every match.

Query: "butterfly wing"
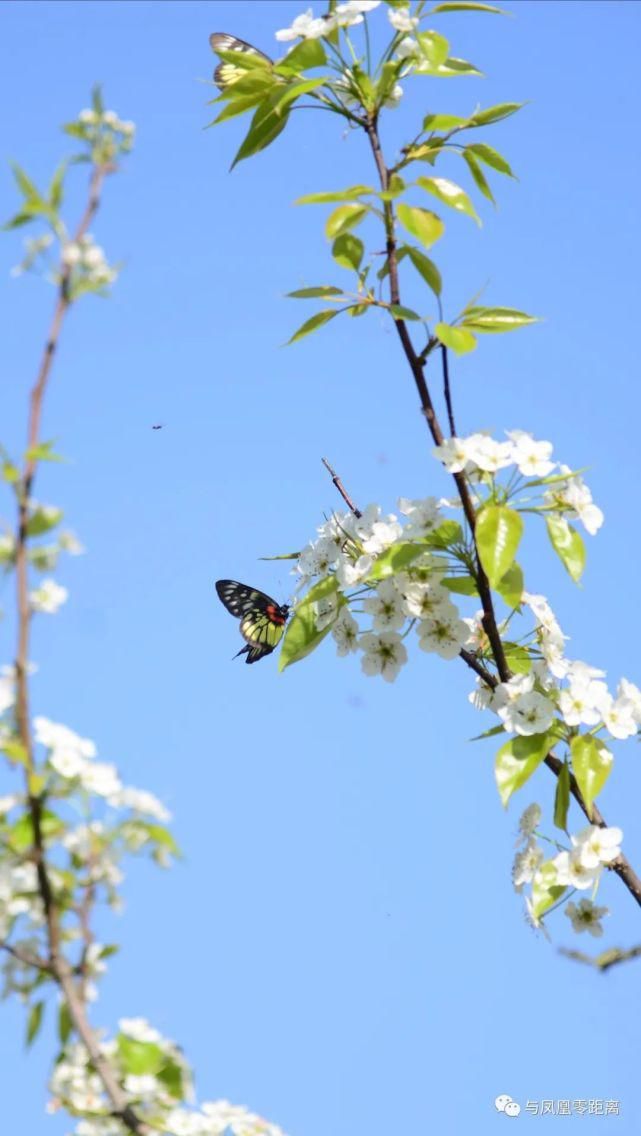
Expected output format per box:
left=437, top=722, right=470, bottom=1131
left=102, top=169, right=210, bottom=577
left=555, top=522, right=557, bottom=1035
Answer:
left=215, top=580, right=289, bottom=664
left=209, top=32, right=272, bottom=91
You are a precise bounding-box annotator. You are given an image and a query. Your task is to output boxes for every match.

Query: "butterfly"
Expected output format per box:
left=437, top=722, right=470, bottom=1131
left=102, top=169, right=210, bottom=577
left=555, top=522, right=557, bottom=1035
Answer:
left=209, top=32, right=272, bottom=91
left=215, top=579, right=290, bottom=664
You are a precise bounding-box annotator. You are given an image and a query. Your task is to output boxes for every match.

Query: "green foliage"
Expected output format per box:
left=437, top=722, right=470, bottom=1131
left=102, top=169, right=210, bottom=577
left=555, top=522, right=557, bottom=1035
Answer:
left=26, top=1000, right=45, bottom=1047
left=553, top=760, right=571, bottom=833
left=476, top=504, right=523, bottom=587
left=397, top=204, right=445, bottom=249
left=325, top=203, right=368, bottom=239
left=495, top=731, right=553, bottom=806
left=545, top=516, right=586, bottom=583
left=417, top=176, right=481, bottom=224
left=287, top=309, right=340, bottom=344
left=461, top=306, right=538, bottom=332
left=25, top=505, right=63, bottom=537
left=406, top=247, right=442, bottom=296
left=332, top=233, right=365, bottom=270
left=434, top=322, right=476, bottom=355
left=496, top=562, right=524, bottom=610
left=570, top=736, right=613, bottom=818
left=279, top=576, right=340, bottom=671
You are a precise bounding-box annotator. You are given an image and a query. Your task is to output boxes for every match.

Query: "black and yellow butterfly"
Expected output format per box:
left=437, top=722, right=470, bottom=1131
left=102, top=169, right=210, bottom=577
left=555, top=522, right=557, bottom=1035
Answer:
left=215, top=579, right=290, bottom=664
left=209, top=32, right=273, bottom=91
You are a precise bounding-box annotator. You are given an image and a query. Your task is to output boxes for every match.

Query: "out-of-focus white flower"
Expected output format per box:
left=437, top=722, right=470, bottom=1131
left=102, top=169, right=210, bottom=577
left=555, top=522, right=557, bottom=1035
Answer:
left=118, top=1017, right=162, bottom=1043
left=512, top=838, right=544, bottom=892
left=432, top=436, right=470, bottom=473
left=59, top=529, right=85, bottom=555
left=81, top=761, right=122, bottom=798
left=49, top=749, right=85, bottom=779
left=363, top=579, right=406, bottom=631
left=30, top=578, right=68, bottom=614
left=395, top=36, right=419, bottom=59
left=465, top=433, right=513, bottom=474
left=276, top=8, right=333, bottom=40
left=517, top=803, right=542, bottom=842
left=0, top=672, right=15, bottom=715
left=388, top=6, right=419, bottom=32
left=506, top=430, right=555, bottom=478
left=546, top=465, right=604, bottom=535
left=360, top=631, right=407, bottom=682
left=62, top=243, right=82, bottom=267
left=383, top=83, right=403, bottom=108
left=336, top=554, right=373, bottom=590
left=0, top=794, right=20, bottom=815
left=552, top=849, right=602, bottom=891
left=398, top=495, right=441, bottom=537
left=565, top=898, right=609, bottom=937
left=102, top=110, right=118, bottom=127
left=78, top=109, right=98, bottom=124
left=34, top=717, right=96, bottom=759
left=572, top=824, right=622, bottom=868
left=110, top=787, right=171, bottom=822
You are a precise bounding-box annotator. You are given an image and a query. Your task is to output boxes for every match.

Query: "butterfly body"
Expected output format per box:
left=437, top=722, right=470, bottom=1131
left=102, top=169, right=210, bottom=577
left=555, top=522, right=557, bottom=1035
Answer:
left=215, top=579, right=289, bottom=664
left=209, top=32, right=272, bottom=91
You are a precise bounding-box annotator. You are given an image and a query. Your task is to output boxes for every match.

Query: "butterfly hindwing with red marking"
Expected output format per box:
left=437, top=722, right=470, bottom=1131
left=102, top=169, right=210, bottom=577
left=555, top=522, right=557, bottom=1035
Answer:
left=215, top=579, right=290, bottom=664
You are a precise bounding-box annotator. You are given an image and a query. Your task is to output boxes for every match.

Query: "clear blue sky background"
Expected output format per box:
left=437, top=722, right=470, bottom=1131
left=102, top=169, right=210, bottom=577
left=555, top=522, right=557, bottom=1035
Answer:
left=2, top=2, right=641, bottom=1133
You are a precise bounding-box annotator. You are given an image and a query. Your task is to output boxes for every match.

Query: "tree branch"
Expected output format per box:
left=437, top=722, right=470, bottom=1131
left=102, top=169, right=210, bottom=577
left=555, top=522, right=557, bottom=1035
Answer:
left=10, top=159, right=149, bottom=1135
left=321, top=457, right=362, bottom=518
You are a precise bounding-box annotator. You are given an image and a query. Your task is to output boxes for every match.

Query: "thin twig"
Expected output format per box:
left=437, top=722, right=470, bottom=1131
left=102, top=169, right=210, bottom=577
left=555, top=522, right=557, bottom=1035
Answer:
left=441, top=346, right=456, bottom=437
left=321, top=457, right=362, bottom=518
left=1, top=940, right=51, bottom=972
left=10, top=159, right=149, bottom=1135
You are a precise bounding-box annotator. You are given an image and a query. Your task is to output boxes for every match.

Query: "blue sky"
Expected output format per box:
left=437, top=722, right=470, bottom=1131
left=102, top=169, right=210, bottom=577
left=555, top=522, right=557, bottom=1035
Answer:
left=2, top=1, right=641, bottom=1133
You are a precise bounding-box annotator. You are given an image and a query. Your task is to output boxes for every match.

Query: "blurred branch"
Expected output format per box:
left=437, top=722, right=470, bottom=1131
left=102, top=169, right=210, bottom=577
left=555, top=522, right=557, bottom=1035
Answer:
left=559, top=944, right=641, bottom=972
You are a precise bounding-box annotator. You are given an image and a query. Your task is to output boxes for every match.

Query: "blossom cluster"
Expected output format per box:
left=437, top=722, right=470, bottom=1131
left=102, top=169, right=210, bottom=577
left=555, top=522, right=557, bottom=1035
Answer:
left=61, top=232, right=118, bottom=290
left=433, top=431, right=604, bottom=535
left=276, top=1, right=383, bottom=42
left=296, top=495, right=472, bottom=681
left=48, top=1019, right=287, bottom=1136
left=513, top=805, right=618, bottom=937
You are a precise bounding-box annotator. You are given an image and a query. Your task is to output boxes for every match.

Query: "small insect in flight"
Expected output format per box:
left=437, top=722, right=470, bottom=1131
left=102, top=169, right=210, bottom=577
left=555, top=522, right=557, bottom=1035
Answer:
left=215, top=579, right=290, bottom=664
left=151, top=424, right=164, bottom=430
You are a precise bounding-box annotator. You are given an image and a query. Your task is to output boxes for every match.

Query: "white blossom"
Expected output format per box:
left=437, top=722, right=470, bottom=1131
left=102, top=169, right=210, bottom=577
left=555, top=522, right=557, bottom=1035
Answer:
left=546, top=466, right=604, bottom=535
left=360, top=631, right=407, bottom=682
left=78, top=108, right=98, bottom=124
left=110, top=787, right=171, bottom=822
left=464, top=433, right=513, bottom=474
left=335, top=553, right=373, bottom=590
left=517, top=803, right=542, bottom=842
left=363, top=579, right=406, bottom=631
left=572, top=824, right=622, bottom=868
left=617, top=678, right=641, bottom=725
left=512, top=838, right=544, bottom=892
left=397, top=495, right=441, bottom=537
left=402, top=581, right=454, bottom=621
left=388, top=6, right=419, bottom=32
left=275, top=8, right=332, bottom=41
left=332, top=608, right=360, bottom=656
left=335, top=0, right=381, bottom=27
left=432, top=436, right=470, bottom=473
left=552, top=849, right=602, bottom=891
left=118, top=1017, right=163, bottom=1043
left=506, top=430, right=554, bottom=478
left=599, top=693, right=638, bottom=740
left=498, top=690, right=556, bottom=736
left=417, top=612, right=469, bottom=660
left=565, top=898, right=609, bottom=937
left=30, top=577, right=68, bottom=614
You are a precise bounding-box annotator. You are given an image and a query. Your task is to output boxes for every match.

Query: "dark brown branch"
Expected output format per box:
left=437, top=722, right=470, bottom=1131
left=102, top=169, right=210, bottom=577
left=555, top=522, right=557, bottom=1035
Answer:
left=321, top=457, right=362, bottom=518
left=10, top=160, right=149, bottom=1135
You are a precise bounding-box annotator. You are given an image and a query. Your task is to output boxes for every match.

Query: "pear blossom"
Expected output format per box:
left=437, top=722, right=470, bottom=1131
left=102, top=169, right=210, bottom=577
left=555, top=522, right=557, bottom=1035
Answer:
left=468, top=677, right=497, bottom=712
left=388, top=6, right=419, bottom=32
left=49, top=748, right=86, bottom=779
left=118, top=1017, right=163, bottom=1043
left=507, top=430, right=555, bottom=477
left=558, top=675, right=608, bottom=728
left=275, top=8, right=332, bottom=41
left=432, top=436, right=470, bottom=473
left=553, top=849, right=602, bottom=891
left=565, top=898, right=609, bottom=937
left=81, top=761, right=122, bottom=798
left=363, top=579, right=406, bottom=631
left=572, top=824, right=622, bottom=868
left=332, top=608, right=359, bottom=656
left=30, top=577, right=68, bottom=614
left=546, top=466, right=604, bottom=535
left=109, top=787, right=171, bottom=822
left=512, top=838, right=544, bottom=892
left=383, top=84, right=404, bottom=108
left=336, top=553, right=373, bottom=590
left=401, top=580, right=452, bottom=620
left=517, top=802, right=542, bottom=842
left=465, top=433, right=513, bottom=474
left=418, top=611, right=469, bottom=660
left=397, top=495, right=441, bottom=537
left=498, top=690, right=556, bottom=736
left=360, top=631, right=407, bottom=682
left=0, top=672, right=15, bottom=715
left=617, top=678, right=641, bottom=724
left=335, top=0, right=381, bottom=27
left=78, top=108, right=98, bottom=124
left=395, top=36, right=420, bottom=60
left=34, top=717, right=96, bottom=760
left=599, top=693, right=638, bottom=740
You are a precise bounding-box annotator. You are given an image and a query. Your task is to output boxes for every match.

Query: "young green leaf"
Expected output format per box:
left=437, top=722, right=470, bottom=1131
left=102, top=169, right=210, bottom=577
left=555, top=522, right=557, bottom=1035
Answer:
left=441, top=575, right=479, bottom=596
left=476, top=505, right=524, bottom=587
left=495, top=731, right=553, bottom=806
left=430, top=1, right=508, bottom=12
left=553, top=761, right=571, bottom=833
left=287, top=286, right=343, bottom=299
left=462, top=150, right=495, bottom=204
left=545, top=516, right=586, bottom=583
left=295, top=185, right=375, bottom=205
left=332, top=233, right=364, bottom=271
left=417, top=176, right=481, bottom=225
left=325, top=203, right=368, bottom=239
left=465, top=142, right=515, bottom=177
left=367, top=542, right=429, bottom=581
left=461, top=306, right=538, bottom=333
left=287, top=309, right=340, bottom=344
left=275, top=37, right=326, bottom=75
left=279, top=576, right=340, bottom=671
left=417, top=30, right=450, bottom=68
left=469, top=102, right=524, bottom=126
left=531, top=861, right=566, bottom=918
left=230, top=94, right=290, bottom=168
left=423, top=113, right=468, bottom=131
left=434, top=322, right=477, bottom=355
left=25, top=505, right=63, bottom=537
left=397, top=204, right=445, bottom=249
left=496, top=561, right=524, bottom=610
left=58, top=1002, right=73, bottom=1045
left=26, top=1001, right=45, bottom=1047
left=117, top=1036, right=166, bottom=1076
left=389, top=304, right=421, bottom=321
left=570, top=736, right=613, bottom=818
left=406, top=247, right=442, bottom=296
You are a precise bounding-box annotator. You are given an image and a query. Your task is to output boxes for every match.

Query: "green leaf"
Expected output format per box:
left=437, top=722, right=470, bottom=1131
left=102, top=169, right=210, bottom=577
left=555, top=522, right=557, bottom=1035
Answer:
left=26, top=1001, right=45, bottom=1047
left=287, top=286, right=343, bottom=299
left=347, top=303, right=369, bottom=318
left=213, top=47, right=272, bottom=77
left=423, top=113, right=468, bottom=131
left=441, top=575, right=478, bottom=596
left=470, top=102, right=524, bottom=126
left=332, top=233, right=364, bottom=271
left=545, top=516, right=586, bottom=583
left=425, top=519, right=464, bottom=549
left=495, top=731, right=552, bottom=807
left=11, top=163, right=41, bottom=203
left=9, top=810, right=65, bottom=853
left=259, top=551, right=302, bottom=560
left=287, top=309, right=339, bottom=344
left=217, top=71, right=276, bottom=99
left=470, top=723, right=506, bottom=742
left=156, top=1057, right=185, bottom=1101
left=378, top=173, right=405, bottom=202
left=58, top=1002, right=73, bottom=1045
left=571, top=736, right=613, bottom=818
left=397, top=204, right=444, bottom=250
left=406, top=247, right=442, bottom=297
left=502, top=643, right=531, bottom=674
left=279, top=576, right=339, bottom=671
left=25, top=505, right=63, bottom=537
left=532, top=861, right=566, bottom=918
left=2, top=211, right=38, bottom=231
left=295, top=185, right=375, bottom=205
left=553, top=760, right=571, bottom=833
left=417, top=30, right=450, bottom=68
left=275, top=37, right=326, bottom=74
left=476, top=505, right=524, bottom=587
left=210, top=92, right=272, bottom=125
left=496, top=561, right=523, bottom=610
left=117, top=1036, right=166, bottom=1076
left=418, top=55, right=483, bottom=78
left=325, top=203, right=368, bottom=239
left=465, top=142, right=514, bottom=177
left=367, top=542, right=428, bottom=582
left=230, top=92, right=291, bottom=168
left=430, top=1, right=507, bottom=12
left=417, top=176, right=481, bottom=224
left=389, top=304, right=421, bottom=321
left=434, top=322, right=476, bottom=355
left=461, top=306, right=538, bottom=333
left=462, top=150, right=495, bottom=204
left=25, top=440, right=64, bottom=463
left=48, top=162, right=67, bottom=210
left=1, top=738, right=29, bottom=766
